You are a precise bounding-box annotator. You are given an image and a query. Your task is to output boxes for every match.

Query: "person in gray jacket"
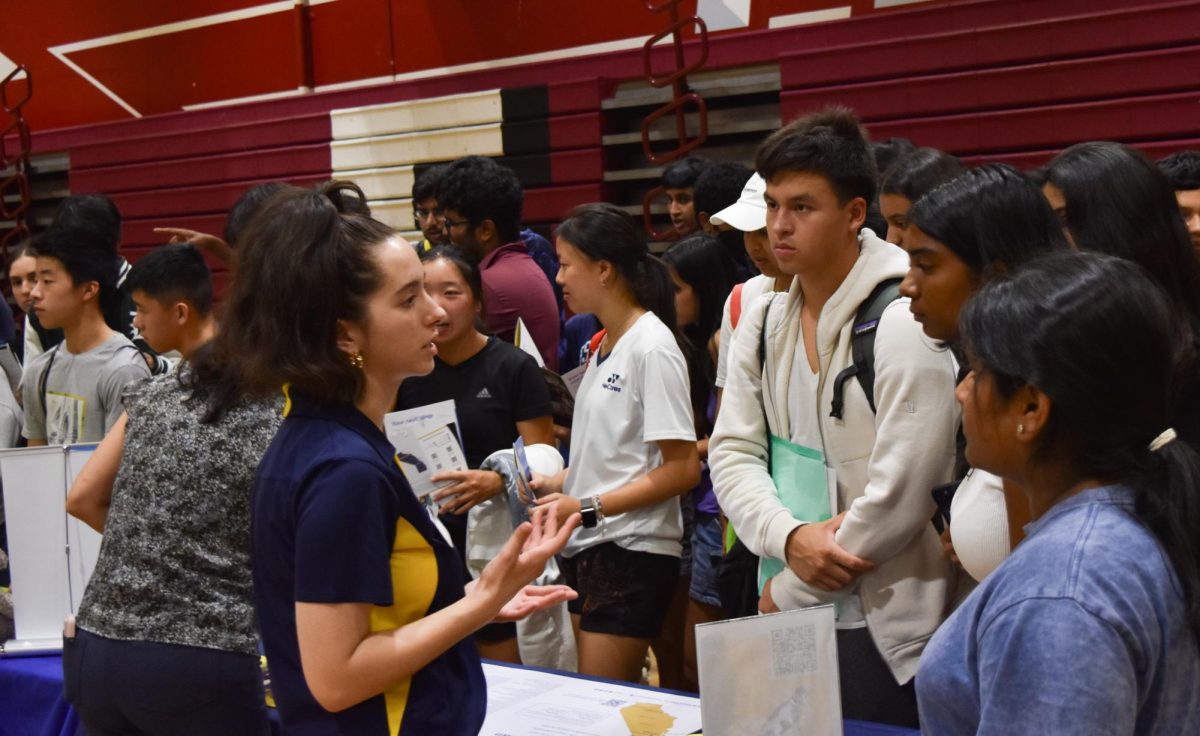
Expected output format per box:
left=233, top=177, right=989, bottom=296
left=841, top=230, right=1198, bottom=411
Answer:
left=709, top=107, right=958, bottom=728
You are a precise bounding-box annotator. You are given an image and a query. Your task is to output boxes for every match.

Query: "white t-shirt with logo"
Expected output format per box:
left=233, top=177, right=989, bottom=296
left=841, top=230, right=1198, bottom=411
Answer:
left=715, top=274, right=776, bottom=388
left=563, top=312, right=696, bottom=558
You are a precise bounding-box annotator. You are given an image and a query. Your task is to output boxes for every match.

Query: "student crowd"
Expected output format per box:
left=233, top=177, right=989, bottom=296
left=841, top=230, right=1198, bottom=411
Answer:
left=0, top=105, right=1198, bottom=735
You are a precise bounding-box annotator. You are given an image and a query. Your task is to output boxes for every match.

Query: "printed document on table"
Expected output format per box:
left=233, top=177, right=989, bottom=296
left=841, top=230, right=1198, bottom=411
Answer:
left=695, top=604, right=841, bottom=736
left=384, top=400, right=466, bottom=502
left=480, top=662, right=701, bottom=736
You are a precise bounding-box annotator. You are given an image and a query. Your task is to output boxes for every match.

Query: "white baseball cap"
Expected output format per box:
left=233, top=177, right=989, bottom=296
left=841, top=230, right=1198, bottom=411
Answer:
left=709, top=172, right=767, bottom=232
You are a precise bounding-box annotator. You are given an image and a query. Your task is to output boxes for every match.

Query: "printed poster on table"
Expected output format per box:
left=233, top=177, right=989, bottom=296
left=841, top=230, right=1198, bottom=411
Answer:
left=696, top=604, right=841, bottom=735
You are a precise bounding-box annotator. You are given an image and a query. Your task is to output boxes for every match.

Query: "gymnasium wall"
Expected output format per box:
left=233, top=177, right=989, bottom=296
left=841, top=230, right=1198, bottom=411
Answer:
left=1, top=0, right=1197, bottom=292
left=1, top=0, right=958, bottom=132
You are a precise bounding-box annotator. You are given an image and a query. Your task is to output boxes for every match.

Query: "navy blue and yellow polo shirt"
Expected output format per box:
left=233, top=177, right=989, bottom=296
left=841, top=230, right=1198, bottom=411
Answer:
left=251, top=389, right=486, bottom=735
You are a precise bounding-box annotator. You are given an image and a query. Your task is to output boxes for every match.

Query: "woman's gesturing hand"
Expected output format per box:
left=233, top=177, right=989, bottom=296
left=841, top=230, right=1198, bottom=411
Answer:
left=472, top=505, right=580, bottom=615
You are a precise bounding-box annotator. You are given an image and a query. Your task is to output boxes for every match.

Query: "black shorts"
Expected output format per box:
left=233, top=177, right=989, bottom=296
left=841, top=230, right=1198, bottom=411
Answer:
left=559, top=542, right=680, bottom=639
left=475, top=621, right=517, bottom=642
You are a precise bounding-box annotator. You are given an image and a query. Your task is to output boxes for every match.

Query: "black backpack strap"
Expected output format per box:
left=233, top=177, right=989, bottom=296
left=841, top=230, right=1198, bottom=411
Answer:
left=830, top=278, right=903, bottom=419
left=757, top=292, right=780, bottom=376
left=38, top=344, right=61, bottom=413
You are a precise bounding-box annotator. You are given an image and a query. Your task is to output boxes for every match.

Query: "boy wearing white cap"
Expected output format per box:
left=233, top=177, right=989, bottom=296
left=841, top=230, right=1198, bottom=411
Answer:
left=711, top=173, right=792, bottom=402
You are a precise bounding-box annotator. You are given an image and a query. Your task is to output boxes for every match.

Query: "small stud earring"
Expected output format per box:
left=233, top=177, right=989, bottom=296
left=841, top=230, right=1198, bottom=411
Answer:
left=1017, top=423, right=1025, bottom=435
left=349, top=352, right=365, bottom=369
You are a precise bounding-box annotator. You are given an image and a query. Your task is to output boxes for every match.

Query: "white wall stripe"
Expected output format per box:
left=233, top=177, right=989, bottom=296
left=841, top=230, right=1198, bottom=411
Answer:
left=47, top=1, right=339, bottom=117
left=313, top=75, right=395, bottom=93
left=388, top=35, right=650, bottom=85
left=873, top=0, right=933, bottom=8
left=769, top=6, right=852, bottom=29
left=46, top=50, right=142, bottom=117
left=181, top=86, right=311, bottom=112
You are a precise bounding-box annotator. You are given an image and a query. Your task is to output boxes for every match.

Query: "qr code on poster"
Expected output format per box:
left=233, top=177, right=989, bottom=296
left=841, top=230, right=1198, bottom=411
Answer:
left=770, top=623, right=818, bottom=677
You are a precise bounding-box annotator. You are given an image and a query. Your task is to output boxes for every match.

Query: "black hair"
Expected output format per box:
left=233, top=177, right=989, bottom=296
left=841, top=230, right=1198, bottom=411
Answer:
left=755, top=106, right=877, bottom=205
left=412, top=164, right=448, bottom=203
left=436, top=156, right=524, bottom=243
left=692, top=162, right=756, bottom=276
left=881, top=148, right=966, bottom=202
left=662, top=157, right=711, bottom=190
left=193, top=180, right=394, bottom=421
left=692, top=161, right=752, bottom=220
left=126, top=243, right=214, bottom=317
left=556, top=203, right=679, bottom=337
left=871, top=137, right=917, bottom=181
left=662, top=234, right=734, bottom=340
left=223, top=182, right=289, bottom=247
left=420, top=244, right=485, bottom=313
left=1157, top=151, right=1200, bottom=191
left=961, top=252, right=1200, bottom=644
left=1043, top=142, right=1200, bottom=336
left=910, top=163, right=1068, bottom=276
left=30, top=226, right=119, bottom=293
left=662, top=234, right=736, bottom=428
left=866, top=138, right=918, bottom=237
left=50, top=194, right=121, bottom=255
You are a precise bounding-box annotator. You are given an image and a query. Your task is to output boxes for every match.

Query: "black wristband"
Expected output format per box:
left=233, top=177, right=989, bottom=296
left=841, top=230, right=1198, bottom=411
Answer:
left=579, top=497, right=598, bottom=528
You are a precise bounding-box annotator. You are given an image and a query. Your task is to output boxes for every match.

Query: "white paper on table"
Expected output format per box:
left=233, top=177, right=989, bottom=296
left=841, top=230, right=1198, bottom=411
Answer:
left=514, top=317, right=546, bottom=368
left=696, top=604, right=841, bottom=736
left=479, top=662, right=702, bottom=736
left=384, top=400, right=466, bottom=502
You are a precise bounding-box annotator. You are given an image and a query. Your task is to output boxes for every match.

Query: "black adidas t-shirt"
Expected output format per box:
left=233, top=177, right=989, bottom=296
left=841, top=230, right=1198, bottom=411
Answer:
left=397, top=337, right=552, bottom=468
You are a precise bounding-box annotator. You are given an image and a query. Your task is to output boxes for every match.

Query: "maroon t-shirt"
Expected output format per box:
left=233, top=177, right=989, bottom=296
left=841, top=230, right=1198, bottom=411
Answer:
left=480, top=241, right=560, bottom=370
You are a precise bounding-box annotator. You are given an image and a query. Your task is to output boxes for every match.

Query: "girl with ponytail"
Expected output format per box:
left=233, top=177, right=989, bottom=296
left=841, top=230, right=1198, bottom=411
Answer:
left=234, top=183, right=577, bottom=734
left=531, top=203, right=701, bottom=682
left=917, top=252, right=1200, bottom=734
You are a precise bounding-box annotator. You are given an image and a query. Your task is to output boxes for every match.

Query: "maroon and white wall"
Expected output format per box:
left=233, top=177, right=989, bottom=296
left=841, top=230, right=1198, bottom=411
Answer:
left=1, top=0, right=955, bottom=133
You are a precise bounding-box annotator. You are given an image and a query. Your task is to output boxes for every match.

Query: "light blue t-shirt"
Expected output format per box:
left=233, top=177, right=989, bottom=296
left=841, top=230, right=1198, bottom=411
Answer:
left=917, top=485, right=1200, bottom=735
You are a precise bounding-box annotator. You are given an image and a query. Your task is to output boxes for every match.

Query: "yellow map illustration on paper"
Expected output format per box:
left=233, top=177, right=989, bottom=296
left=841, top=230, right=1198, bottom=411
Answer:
left=620, top=703, right=676, bottom=736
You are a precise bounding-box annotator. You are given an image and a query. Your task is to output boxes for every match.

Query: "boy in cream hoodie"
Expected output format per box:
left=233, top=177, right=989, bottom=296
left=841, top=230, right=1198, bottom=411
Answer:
left=709, top=108, right=958, bottom=727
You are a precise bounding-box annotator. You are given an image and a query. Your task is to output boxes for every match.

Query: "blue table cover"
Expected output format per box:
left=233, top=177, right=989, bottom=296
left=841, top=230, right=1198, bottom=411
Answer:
left=1, top=654, right=919, bottom=735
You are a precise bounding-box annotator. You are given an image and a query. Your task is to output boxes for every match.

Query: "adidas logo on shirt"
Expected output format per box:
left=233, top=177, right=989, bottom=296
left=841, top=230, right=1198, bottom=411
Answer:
left=476, top=387, right=492, bottom=399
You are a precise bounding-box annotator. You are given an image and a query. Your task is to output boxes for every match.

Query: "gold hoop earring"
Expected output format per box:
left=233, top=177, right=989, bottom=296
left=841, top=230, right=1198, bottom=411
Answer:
left=349, top=352, right=365, bottom=369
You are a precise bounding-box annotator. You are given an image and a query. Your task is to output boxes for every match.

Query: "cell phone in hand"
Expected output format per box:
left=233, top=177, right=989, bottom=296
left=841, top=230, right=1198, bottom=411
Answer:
left=514, top=438, right=536, bottom=505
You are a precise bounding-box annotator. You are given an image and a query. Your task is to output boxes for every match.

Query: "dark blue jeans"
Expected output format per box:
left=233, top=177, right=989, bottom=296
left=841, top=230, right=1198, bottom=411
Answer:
left=63, top=628, right=269, bottom=736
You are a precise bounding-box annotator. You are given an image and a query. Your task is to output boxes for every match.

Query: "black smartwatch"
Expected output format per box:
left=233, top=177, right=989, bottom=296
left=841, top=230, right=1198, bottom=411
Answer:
left=579, top=497, right=598, bottom=528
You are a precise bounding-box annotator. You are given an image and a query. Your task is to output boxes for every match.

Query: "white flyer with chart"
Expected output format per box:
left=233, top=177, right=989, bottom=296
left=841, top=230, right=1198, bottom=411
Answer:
left=383, top=400, right=466, bottom=502
left=479, top=662, right=702, bottom=736
left=695, top=604, right=841, bottom=736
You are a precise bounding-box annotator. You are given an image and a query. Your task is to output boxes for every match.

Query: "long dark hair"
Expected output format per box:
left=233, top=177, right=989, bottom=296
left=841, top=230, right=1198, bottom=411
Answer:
left=961, top=252, right=1200, bottom=643
left=910, top=163, right=1068, bottom=277
left=556, top=203, right=679, bottom=333
left=1043, top=142, right=1200, bottom=322
left=189, top=180, right=394, bottom=421
left=662, top=233, right=735, bottom=429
